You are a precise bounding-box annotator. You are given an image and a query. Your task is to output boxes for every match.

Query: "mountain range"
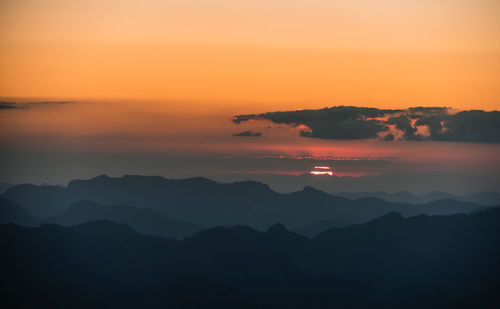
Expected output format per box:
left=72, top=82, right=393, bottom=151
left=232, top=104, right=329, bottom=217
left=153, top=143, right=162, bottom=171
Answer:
left=1, top=175, right=492, bottom=231
left=334, top=190, right=500, bottom=205
left=0, top=198, right=203, bottom=239
left=0, top=182, right=14, bottom=195
left=2, top=207, right=499, bottom=308
left=213, top=171, right=500, bottom=196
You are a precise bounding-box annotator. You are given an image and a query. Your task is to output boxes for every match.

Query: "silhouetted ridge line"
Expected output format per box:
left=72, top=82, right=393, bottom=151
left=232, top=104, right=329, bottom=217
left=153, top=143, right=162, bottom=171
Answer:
left=267, top=223, right=288, bottom=233
left=0, top=198, right=41, bottom=226
left=1, top=208, right=499, bottom=308
left=45, top=199, right=204, bottom=239
left=1, top=175, right=490, bottom=230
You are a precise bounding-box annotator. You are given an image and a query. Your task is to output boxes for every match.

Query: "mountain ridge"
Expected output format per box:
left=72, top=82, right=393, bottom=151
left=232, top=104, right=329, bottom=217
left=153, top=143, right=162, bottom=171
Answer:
left=1, top=175, right=493, bottom=230
left=2, top=207, right=499, bottom=308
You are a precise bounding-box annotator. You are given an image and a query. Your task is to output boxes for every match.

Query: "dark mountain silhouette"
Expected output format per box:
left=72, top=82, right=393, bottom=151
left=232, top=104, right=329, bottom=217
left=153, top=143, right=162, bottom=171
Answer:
left=46, top=199, right=204, bottom=239
left=0, top=182, right=14, bottom=195
left=413, top=198, right=485, bottom=215
left=336, top=190, right=453, bottom=204
left=335, top=190, right=500, bottom=205
left=1, top=208, right=499, bottom=308
left=294, top=218, right=354, bottom=237
left=213, top=171, right=500, bottom=196
left=0, top=198, right=41, bottom=226
left=0, top=197, right=203, bottom=239
left=1, top=175, right=489, bottom=229
left=464, top=191, right=500, bottom=205
left=1, top=183, right=71, bottom=217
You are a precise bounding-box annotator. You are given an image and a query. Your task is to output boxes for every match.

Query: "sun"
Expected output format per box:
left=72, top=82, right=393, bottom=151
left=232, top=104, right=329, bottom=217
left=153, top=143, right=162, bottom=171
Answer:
left=310, top=166, right=333, bottom=176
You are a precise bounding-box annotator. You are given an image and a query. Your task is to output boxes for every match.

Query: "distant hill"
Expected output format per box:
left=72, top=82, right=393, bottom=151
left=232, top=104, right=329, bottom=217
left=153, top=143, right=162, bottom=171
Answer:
left=464, top=191, right=500, bottom=205
left=294, top=218, right=353, bottom=238
left=335, top=190, right=500, bottom=205
left=2, top=183, right=71, bottom=217
left=46, top=199, right=204, bottom=239
left=0, top=198, right=41, bottom=226
left=1, top=208, right=499, bottom=308
left=1, top=175, right=490, bottom=229
left=0, top=197, right=203, bottom=239
left=0, top=183, right=15, bottom=195
left=213, top=171, right=500, bottom=196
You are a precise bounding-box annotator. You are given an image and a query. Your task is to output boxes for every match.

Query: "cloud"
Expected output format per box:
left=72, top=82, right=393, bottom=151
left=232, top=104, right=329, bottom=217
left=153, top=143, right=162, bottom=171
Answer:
left=232, top=114, right=258, bottom=124
left=233, top=130, right=262, bottom=137
left=415, top=110, right=500, bottom=143
left=0, top=102, right=25, bottom=109
left=233, top=106, right=500, bottom=143
left=233, top=106, right=401, bottom=140
left=383, top=134, right=395, bottom=141
left=0, top=101, right=75, bottom=110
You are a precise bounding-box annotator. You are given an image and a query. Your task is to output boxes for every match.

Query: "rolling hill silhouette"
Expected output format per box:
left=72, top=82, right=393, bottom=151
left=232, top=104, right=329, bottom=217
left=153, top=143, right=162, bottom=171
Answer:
left=294, top=218, right=354, bottom=237
left=46, top=199, right=204, bottom=239
left=1, top=175, right=488, bottom=230
left=0, top=198, right=203, bottom=239
left=335, top=190, right=500, bottom=205
left=0, top=198, right=41, bottom=226
left=1, top=208, right=499, bottom=308
left=0, top=182, right=14, bottom=195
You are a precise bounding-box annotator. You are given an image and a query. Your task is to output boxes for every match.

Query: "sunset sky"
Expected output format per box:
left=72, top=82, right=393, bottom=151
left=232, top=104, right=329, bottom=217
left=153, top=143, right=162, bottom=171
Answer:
left=1, top=0, right=499, bottom=184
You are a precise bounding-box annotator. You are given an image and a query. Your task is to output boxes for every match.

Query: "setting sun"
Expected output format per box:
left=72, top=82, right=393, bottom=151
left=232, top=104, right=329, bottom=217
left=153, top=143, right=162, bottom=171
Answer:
left=310, top=166, right=334, bottom=176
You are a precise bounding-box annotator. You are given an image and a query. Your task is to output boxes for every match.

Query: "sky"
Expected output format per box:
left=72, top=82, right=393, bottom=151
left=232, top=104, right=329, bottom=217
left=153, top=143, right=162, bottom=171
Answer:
left=0, top=0, right=499, bottom=186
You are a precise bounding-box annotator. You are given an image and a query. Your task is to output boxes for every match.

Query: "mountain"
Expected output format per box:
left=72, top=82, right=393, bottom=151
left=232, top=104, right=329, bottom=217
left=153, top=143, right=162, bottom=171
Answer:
left=0, top=198, right=41, bottom=226
left=335, top=190, right=452, bottom=204
left=213, top=171, right=500, bottom=196
left=412, top=199, right=486, bottom=215
left=1, top=208, right=499, bottom=308
left=463, top=191, right=500, bottom=205
left=1, top=183, right=71, bottom=217
left=1, top=175, right=490, bottom=229
left=46, top=200, right=204, bottom=239
left=0, top=197, right=203, bottom=239
left=306, top=209, right=500, bottom=281
left=294, top=218, right=353, bottom=238
left=334, top=190, right=500, bottom=205
left=0, top=182, right=15, bottom=195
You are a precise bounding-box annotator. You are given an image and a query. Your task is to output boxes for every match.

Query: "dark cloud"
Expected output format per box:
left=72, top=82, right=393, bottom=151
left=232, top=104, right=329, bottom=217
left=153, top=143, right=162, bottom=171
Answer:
left=233, top=130, right=262, bottom=137
left=29, top=101, right=75, bottom=106
left=232, top=114, right=258, bottom=124
left=0, top=102, right=25, bottom=109
left=0, top=101, right=75, bottom=110
left=407, top=107, right=449, bottom=117
left=383, top=134, right=395, bottom=141
left=385, top=115, right=421, bottom=140
left=233, top=106, right=401, bottom=140
left=233, top=106, right=500, bottom=143
left=415, top=110, right=500, bottom=143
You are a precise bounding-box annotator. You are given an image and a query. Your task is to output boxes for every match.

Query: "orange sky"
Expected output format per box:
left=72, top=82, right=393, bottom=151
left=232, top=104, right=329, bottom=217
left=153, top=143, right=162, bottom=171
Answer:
left=1, top=0, right=500, bottom=110
left=1, top=0, right=500, bottom=183
left=1, top=100, right=499, bottom=180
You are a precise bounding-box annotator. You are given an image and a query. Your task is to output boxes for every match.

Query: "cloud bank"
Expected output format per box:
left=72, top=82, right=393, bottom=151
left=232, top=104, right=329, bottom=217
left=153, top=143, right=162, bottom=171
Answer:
left=0, top=102, right=20, bottom=109
left=233, top=130, right=262, bottom=137
left=233, top=106, right=500, bottom=143
left=0, top=101, right=75, bottom=110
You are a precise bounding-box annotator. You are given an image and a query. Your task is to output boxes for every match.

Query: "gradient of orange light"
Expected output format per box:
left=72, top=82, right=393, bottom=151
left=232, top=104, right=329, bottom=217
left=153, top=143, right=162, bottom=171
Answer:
left=1, top=0, right=500, bottom=110
left=0, top=0, right=499, bottom=180
left=1, top=102, right=499, bottom=165
left=1, top=43, right=499, bottom=111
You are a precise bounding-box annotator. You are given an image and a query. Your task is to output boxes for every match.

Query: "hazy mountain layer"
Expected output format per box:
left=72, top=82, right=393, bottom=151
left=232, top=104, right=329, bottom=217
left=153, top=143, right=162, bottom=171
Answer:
left=1, top=175, right=490, bottom=229
left=0, top=198, right=203, bottom=239
left=213, top=172, right=500, bottom=196
left=334, top=190, right=500, bottom=205
left=1, top=208, right=499, bottom=308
